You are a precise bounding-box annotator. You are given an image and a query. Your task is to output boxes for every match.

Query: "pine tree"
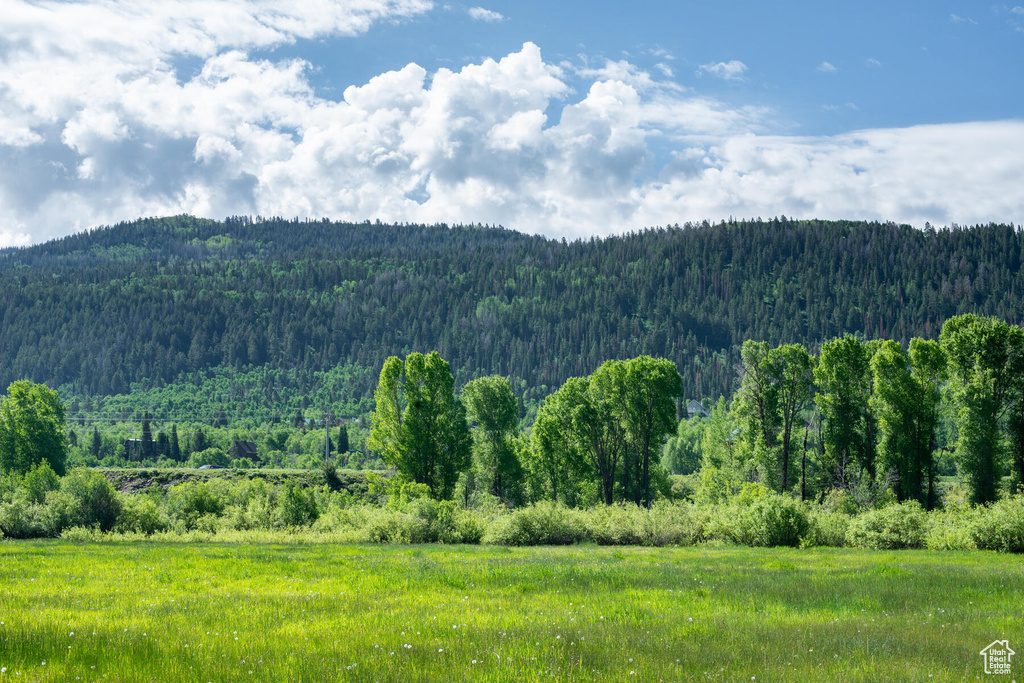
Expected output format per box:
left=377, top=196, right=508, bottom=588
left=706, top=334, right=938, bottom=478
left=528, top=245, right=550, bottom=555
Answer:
left=141, top=412, right=153, bottom=459
left=170, top=424, right=181, bottom=461
left=193, top=428, right=208, bottom=454
left=337, top=423, right=349, bottom=453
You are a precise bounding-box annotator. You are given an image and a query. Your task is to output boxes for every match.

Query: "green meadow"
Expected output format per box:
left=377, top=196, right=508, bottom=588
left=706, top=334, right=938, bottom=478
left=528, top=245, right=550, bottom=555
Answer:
left=0, top=543, right=1020, bottom=682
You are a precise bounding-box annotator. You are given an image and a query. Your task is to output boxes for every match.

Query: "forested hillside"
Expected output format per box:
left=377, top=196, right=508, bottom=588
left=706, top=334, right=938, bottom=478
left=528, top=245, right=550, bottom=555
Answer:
left=1, top=215, right=1021, bottom=417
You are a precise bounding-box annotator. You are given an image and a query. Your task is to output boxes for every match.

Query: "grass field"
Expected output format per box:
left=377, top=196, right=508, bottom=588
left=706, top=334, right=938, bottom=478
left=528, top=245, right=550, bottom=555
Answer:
left=0, top=542, right=1021, bottom=682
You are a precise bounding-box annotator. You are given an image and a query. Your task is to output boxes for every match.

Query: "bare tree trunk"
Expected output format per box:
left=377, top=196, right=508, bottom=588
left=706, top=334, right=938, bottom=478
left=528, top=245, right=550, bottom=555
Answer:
left=801, top=421, right=809, bottom=501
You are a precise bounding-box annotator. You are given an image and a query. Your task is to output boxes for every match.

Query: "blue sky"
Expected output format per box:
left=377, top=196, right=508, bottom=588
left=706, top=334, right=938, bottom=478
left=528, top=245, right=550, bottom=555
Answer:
left=1, top=0, right=1022, bottom=245
left=291, top=1, right=1024, bottom=134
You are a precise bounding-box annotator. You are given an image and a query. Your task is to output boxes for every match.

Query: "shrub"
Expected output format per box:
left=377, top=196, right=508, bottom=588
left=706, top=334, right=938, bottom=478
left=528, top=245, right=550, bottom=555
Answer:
left=451, top=507, right=486, bottom=544
left=322, top=460, right=343, bottom=492
left=583, top=502, right=700, bottom=547
left=41, top=489, right=85, bottom=536
left=586, top=505, right=651, bottom=545
left=239, top=489, right=279, bottom=530
left=59, top=526, right=103, bottom=542
left=925, top=505, right=977, bottom=551
left=363, top=508, right=424, bottom=543
left=806, top=510, right=850, bottom=547
left=60, top=469, right=122, bottom=532
left=700, top=492, right=809, bottom=547
left=846, top=501, right=927, bottom=549
left=821, top=489, right=861, bottom=516
left=669, top=475, right=696, bottom=502
left=23, top=461, right=60, bottom=504
left=0, top=497, right=47, bottom=538
left=116, top=495, right=167, bottom=535
left=166, top=481, right=225, bottom=530
left=485, top=502, right=587, bottom=546
left=278, top=484, right=319, bottom=527
left=972, top=496, right=1024, bottom=553
left=736, top=495, right=810, bottom=547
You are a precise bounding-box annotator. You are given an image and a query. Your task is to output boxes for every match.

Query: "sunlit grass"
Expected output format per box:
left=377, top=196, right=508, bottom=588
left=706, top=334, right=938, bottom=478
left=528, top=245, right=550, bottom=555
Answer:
left=0, top=542, right=1020, bottom=681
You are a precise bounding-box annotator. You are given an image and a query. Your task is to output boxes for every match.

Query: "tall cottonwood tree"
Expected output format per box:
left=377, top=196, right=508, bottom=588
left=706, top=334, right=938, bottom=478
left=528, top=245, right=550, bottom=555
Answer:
left=530, top=357, right=680, bottom=506
left=733, top=341, right=813, bottom=492
left=814, top=336, right=874, bottom=490
left=941, top=314, right=1024, bottom=504
left=772, top=344, right=815, bottom=492
left=621, top=356, right=682, bottom=506
left=733, top=342, right=780, bottom=483
left=462, top=375, right=523, bottom=504
left=529, top=377, right=594, bottom=506
left=870, top=339, right=946, bottom=506
left=368, top=352, right=471, bottom=500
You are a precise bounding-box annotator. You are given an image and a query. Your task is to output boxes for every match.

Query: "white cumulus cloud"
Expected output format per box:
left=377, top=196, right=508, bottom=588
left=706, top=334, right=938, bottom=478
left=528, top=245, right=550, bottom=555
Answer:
left=0, top=1, right=1022, bottom=246
left=698, top=60, right=748, bottom=81
left=468, top=6, right=504, bottom=22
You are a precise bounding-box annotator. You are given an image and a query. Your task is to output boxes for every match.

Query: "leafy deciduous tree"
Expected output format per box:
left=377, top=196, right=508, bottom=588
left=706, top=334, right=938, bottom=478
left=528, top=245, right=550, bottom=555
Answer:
left=814, top=336, right=874, bottom=491
left=462, top=375, right=523, bottom=504
left=0, top=380, right=68, bottom=476
left=870, top=339, right=946, bottom=506
left=368, top=352, right=472, bottom=500
left=941, top=314, right=1024, bottom=504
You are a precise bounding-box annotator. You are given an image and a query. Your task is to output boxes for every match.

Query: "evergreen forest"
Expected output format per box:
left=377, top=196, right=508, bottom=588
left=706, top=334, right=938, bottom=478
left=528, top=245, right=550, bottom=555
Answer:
left=2, top=214, right=1022, bottom=424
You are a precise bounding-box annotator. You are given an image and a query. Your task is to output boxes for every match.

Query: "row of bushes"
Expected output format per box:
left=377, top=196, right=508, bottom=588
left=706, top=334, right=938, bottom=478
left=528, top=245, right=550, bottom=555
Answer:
left=478, top=495, right=1024, bottom=552
left=2, top=465, right=1022, bottom=552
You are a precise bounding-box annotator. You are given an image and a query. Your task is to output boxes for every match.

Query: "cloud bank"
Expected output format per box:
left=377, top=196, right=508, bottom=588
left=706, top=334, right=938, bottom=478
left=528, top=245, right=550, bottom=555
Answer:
left=1, top=0, right=1022, bottom=246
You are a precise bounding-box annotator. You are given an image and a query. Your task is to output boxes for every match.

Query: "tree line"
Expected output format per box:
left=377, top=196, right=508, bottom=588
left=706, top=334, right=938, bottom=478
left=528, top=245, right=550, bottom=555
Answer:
left=3, top=314, right=1024, bottom=510
left=366, top=314, right=1024, bottom=509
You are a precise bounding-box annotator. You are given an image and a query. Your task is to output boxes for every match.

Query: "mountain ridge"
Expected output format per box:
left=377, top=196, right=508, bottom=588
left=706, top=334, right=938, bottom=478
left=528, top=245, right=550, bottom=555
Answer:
left=1, top=215, right=1021, bottom=413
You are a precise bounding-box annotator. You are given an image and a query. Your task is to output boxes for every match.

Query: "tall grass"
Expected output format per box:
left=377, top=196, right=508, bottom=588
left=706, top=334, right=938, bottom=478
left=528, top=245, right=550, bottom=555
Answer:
left=0, top=542, right=1020, bottom=681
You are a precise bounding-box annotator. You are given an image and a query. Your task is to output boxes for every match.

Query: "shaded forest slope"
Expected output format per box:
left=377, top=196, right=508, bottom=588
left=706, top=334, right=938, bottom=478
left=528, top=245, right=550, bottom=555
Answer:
left=1, top=215, right=1020, bottom=409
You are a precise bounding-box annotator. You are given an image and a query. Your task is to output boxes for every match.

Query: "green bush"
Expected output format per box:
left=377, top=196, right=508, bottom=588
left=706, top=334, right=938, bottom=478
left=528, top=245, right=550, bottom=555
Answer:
left=363, top=508, right=425, bottom=543
left=59, top=526, right=103, bottom=542
left=971, top=496, right=1024, bottom=553
left=485, top=502, right=587, bottom=546
left=806, top=510, right=850, bottom=547
left=41, top=489, right=86, bottom=536
left=0, top=497, right=47, bottom=538
left=166, top=481, right=226, bottom=530
left=23, top=461, right=60, bottom=504
left=846, top=501, right=927, bottom=549
left=60, top=469, right=122, bottom=532
left=734, top=495, right=810, bottom=547
left=821, top=489, right=861, bottom=516
left=116, top=495, right=167, bottom=535
left=583, top=502, right=700, bottom=546
left=187, top=448, right=230, bottom=469
left=925, top=505, right=977, bottom=551
left=700, top=491, right=810, bottom=548
left=585, top=505, right=650, bottom=545
left=279, top=484, right=320, bottom=527
left=237, top=488, right=279, bottom=530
